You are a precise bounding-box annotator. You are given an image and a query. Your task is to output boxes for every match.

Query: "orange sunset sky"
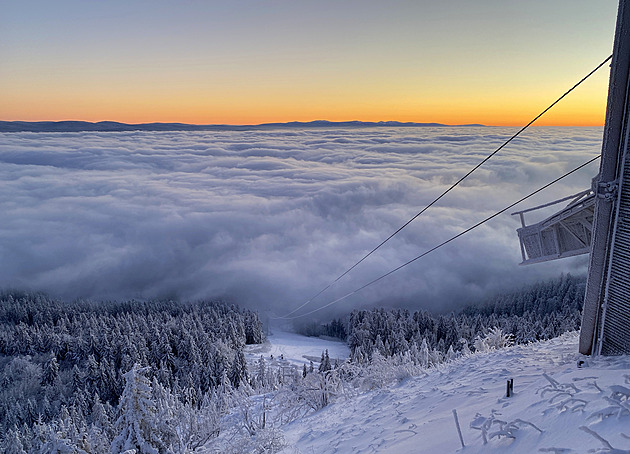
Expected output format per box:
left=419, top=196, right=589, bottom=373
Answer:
left=0, top=1, right=619, bottom=126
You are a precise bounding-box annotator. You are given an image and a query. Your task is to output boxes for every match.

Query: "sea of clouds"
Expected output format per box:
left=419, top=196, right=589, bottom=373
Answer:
left=0, top=127, right=602, bottom=318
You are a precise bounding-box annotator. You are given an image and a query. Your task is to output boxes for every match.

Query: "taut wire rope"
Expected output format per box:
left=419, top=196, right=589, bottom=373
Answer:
left=277, top=54, right=612, bottom=319
left=279, top=155, right=600, bottom=319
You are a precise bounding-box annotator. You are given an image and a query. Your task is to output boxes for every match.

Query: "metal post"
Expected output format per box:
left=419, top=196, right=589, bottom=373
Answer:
left=452, top=409, right=465, bottom=449
left=580, top=0, right=630, bottom=355
left=506, top=378, right=514, bottom=397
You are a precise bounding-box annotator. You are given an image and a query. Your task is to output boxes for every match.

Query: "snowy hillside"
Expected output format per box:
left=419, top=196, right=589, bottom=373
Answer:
left=2, top=294, right=628, bottom=453
left=274, top=332, right=630, bottom=454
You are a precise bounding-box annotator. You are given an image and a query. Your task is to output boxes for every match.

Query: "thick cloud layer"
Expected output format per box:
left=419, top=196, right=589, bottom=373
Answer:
left=0, top=127, right=601, bottom=318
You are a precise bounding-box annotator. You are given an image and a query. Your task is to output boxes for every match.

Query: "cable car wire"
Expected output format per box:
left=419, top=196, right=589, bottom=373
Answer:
left=279, top=54, right=612, bottom=319
left=280, top=155, right=600, bottom=319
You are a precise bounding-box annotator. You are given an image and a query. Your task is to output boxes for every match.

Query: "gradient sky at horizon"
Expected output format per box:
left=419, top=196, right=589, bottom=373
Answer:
left=0, top=1, right=619, bottom=126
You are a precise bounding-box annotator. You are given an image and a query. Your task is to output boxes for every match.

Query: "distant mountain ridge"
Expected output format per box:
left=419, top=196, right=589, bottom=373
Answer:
left=0, top=120, right=485, bottom=133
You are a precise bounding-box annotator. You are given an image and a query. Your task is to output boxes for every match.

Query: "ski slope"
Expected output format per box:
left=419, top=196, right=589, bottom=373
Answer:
left=245, top=328, right=350, bottom=368
left=275, top=332, right=630, bottom=454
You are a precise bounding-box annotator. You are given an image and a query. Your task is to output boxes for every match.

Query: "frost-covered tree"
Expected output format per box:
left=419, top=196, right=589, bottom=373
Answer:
left=254, top=356, right=268, bottom=389
left=38, top=409, right=90, bottom=454
left=71, top=365, right=84, bottom=391
left=318, top=350, right=331, bottom=373
left=2, top=427, right=27, bottom=454
left=42, top=353, right=59, bottom=387
left=228, top=350, right=248, bottom=389
left=460, top=338, right=472, bottom=356
left=175, top=390, right=221, bottom=451
left=418, top=338, right=430, bottom=368
left=91, top=393, right=113, bottom=435
left=446, top=345, right=457, bottom=361
left=473, top=327, right=514, bottom=352
left=111, top=364, right=165, bottom=454
left=300, top=370, right=340, bottom=410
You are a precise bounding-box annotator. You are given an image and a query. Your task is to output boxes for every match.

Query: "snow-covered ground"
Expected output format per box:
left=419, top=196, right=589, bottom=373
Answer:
left=266, top=331, right=630, bottom=454
left=245, top=328, right=349, bottom=368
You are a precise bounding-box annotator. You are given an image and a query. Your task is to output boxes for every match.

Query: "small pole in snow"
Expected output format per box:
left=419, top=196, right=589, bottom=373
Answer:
left=452, top=409, right=465, bottom=449
left=506, top=378, right=514, bottom=397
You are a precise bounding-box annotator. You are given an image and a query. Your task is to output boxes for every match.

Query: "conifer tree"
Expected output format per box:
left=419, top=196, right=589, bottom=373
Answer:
left=2, top=427, right=27, bottom=454
left=419, top=338, right=430, bottom=368
left=111, top=364, right=164, bottom=454
left=42, top=353, right=59, bottom=386
left=318, top=350, right=332, bottom=373
left=228, top=350, right=248, bottom=388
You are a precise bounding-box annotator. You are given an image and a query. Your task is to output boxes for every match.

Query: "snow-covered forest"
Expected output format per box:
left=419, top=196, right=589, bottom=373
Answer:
left=297, top=274, right=584, bottom=360
left=0, top=294, right=264, bottom=452
left=0, top=274, right=596, bottom=453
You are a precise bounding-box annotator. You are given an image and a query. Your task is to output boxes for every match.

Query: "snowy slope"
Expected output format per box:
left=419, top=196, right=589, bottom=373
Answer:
left=276, top=332, right=630, bottom=454
left=245, top=329, right=349, bottom=368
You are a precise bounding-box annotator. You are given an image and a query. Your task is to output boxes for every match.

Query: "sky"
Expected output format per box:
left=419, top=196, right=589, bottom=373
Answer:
left=0, top=1, right=619, bottom=126
left=0, top=127, right=602, bottom=318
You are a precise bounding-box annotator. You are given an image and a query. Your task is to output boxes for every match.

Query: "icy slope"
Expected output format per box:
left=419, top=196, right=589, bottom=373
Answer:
left=278, top=332, right=630, bottom=453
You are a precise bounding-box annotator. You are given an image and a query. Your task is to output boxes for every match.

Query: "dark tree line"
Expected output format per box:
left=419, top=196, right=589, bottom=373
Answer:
left=294, top=318, right=348, bottom=340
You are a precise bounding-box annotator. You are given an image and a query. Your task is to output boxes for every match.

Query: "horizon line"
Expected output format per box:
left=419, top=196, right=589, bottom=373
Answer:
left=0, top=119, right=606, bottom=130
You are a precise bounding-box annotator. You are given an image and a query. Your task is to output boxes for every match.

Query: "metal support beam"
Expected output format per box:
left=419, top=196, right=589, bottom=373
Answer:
left=579, top=0, right=630, bottom=355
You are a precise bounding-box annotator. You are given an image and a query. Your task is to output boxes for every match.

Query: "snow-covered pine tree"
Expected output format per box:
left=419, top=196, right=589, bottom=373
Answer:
left=1, top=426, right=27, bottom=454
left=318, top=350, right=332, bottom=373
left=111, top=364, right=166, bottom=454
left=255, top=355, right=267, bottom=389
left=228, top=350, right=248, bottom=388
left=91, top=393, right=113, bottom=436
left=419, top=338, right=430, bottom=369
left=446, top=345, right=457, bottom=362
left=42, top=353, right=59, bottom=387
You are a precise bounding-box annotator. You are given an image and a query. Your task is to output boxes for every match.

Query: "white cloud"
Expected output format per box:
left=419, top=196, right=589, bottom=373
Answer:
left=0, top=126, right=602, bottom=318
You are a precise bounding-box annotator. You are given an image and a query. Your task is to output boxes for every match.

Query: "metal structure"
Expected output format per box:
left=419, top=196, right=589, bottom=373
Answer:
left=513, top=0, right=630, bottom=355
left=512, top=190, right=595, bottom=265
left=579, top=0, right=630, bottom=356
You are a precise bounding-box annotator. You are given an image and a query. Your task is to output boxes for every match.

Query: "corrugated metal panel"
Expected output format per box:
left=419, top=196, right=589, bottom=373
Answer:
left=599, top=141, right=630, bottom=355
